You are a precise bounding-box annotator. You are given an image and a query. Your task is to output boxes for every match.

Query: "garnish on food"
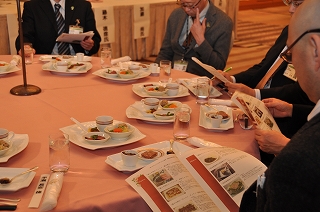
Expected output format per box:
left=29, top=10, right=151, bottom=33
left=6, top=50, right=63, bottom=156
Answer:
left=109, top=123, right=129, bottom=133
left=85, top=135, right=105, bottom=140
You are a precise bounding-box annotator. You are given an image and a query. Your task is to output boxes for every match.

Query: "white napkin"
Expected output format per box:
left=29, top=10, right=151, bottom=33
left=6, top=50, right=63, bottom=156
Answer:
left=10, top=55, right=21, bottom=66
left=187, top=137, right=221, bottom=148
left=111, top=56, right=131, bottom=65
left=39, top=172, right=64, bottom=212
left=208, top=99, right=237, bottom=107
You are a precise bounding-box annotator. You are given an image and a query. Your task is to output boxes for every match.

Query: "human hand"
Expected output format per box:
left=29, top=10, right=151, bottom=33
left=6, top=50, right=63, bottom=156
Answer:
left=224, top=81, right=255, bottom=96
left=190, top=8, right=206, bottom=46
left=18, top=45, right=36, bottom=56
left=80, top=38, right=94, bottom=51
left=254, top=127, right=290, bottom=155
left=262, top=98, right=293, bottom=118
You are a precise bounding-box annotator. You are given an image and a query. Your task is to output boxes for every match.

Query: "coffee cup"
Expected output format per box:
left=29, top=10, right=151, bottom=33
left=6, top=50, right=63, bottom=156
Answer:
left=76, top=53, right=84, bottom=61
left=141, top=98, right=159, bottom=112
left=210, top=115, right=222, bottom=128
left=96, top=115, right=113, bottom=132
left=121, top=150, right=138, bottom=167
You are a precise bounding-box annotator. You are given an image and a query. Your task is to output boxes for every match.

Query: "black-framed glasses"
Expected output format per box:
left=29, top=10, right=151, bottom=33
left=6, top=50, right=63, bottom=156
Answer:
left=176, top=0, right=202, bottom=9
left=280, top=28, right=320, bottom=63
left=282, top=0, right=304, bottom=8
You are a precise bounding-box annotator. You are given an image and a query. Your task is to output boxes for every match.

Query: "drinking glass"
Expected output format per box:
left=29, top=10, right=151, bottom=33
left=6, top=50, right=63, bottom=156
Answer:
left=159, top=60, right=171, bottom=83
left=196, top=77, right=210, bottom=104
left=101, top=44, right=112, bottom=68
left=49, top=133, right=70, bottom=172
left=173, top=106, right=190, bottom=140
left=24, top=43, right=34, bottom=64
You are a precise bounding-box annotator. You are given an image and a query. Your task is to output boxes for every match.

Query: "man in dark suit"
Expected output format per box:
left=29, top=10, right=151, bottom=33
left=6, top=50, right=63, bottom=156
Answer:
left=240, top=0, right=320, bottom=210
left=15, top=0, right=101, bottom=56
left=155, top=0, right=233, bottom=78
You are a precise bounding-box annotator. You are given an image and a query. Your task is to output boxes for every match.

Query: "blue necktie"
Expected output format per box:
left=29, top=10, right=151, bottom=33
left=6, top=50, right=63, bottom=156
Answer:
left=55, top=3, right=70, bottom=55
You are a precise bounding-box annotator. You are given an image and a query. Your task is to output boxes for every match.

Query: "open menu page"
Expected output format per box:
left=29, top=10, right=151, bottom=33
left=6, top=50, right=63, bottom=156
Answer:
left=56, top=31, right=94, bottom=44
left=231, top=91, right=281, bottom=131
left=126, top=147, right=266, bottom=212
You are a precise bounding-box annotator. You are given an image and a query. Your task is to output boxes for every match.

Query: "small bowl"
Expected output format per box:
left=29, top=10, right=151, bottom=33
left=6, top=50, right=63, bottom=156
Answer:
left=144, top=85, right=167, bottom=96
left=83, top=132, right=110, bottom=144
left=0, top=61, right=9, bottom=72
left=104, top=123, right=135, bottom=140
left=104, top=68, right=118, bottom=78
left=153, top=110, right=175, bottom=120
left=159, top=100, right=182, bottom=110
left=0, top=140, right=12, bottom=156
left=121, top=150, right=138, bottom=167
left=118, top=69, right=139, bottom=79
left=128, top=64, right=140, bottom=70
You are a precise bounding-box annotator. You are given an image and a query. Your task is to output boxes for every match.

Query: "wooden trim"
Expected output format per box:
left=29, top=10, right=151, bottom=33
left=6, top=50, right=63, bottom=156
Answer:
left=239, top=1, right=284, bottom=10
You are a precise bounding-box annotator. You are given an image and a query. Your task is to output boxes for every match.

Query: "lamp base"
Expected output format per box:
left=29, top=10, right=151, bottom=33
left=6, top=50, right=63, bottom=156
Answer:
left=10, top=84, right=41, bottom=96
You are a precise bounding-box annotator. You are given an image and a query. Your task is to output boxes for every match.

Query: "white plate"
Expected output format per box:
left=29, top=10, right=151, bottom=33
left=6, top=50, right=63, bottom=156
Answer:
left=0, top=65, right=20, bottom=76
left=92, top=68, right=151, bottom=82
left=105, top=141, right=193, bottom=172
left=60, top=120, right=146, bottom=150
left=0, top=134, right=29, bottom=163
left=177, top=78, right=222, bottom=98
left=199, top=105, right=234, bottom=131
left=132, top=82, right=190, bottom=98
left=126, top=101, right=174, bottom=124
left=137, top=148, right=165, bottom=161
left=0, top=167, right=36, bottom=192
left=42, top=61, right=92, bottom=75
left=39, top=55, right=92, bottom=62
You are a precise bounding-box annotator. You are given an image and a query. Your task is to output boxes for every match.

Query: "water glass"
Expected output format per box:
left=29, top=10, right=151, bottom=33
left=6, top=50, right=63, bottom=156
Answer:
left=101, top=45, right=112, bottom=68
left=173, top=106, right=191, bottom=140
left=196, top=77, right=210, bottom=104
left=24, top=43, right=34, bottom=64
left=49, top=133, right=70, bottom=172
left=159, top=60, right=171, bottom=83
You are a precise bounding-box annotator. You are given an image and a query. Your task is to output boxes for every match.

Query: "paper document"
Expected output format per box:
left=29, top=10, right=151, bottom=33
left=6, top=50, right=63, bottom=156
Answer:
left=56, top=31, right=94, bottom=44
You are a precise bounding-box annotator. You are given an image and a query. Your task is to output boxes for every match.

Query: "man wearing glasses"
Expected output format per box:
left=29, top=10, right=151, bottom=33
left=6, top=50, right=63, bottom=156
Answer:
left=240, top=0, right=320, bottom=210
left=155, top=0, right=233, bottom=78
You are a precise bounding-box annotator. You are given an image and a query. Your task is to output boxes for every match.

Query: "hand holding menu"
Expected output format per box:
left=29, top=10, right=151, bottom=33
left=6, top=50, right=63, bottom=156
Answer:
left=126, top=147, right=266, bottom=212
left=56, top=31, right=94, bottom=44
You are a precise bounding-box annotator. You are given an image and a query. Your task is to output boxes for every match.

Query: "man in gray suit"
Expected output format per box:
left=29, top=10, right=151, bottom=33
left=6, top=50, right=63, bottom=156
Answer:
left=240, top=0, right=320, bottom=210
left=156, top=0, right=233, bottom=78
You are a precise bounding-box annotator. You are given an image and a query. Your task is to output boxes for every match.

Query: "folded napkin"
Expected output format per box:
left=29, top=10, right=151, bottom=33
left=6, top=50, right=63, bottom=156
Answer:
left=10, top=55, right=21, bottom=66
left=187, top=137, right=221, bottom=148
left=208, top=99, right=237, bottom=107
left=111, top=56, right=131, bottom=65
left=39, top=172, right=64, bottom=212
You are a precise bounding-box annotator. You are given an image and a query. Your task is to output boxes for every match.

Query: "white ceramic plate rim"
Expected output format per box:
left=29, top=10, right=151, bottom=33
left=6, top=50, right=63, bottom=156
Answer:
left=42, top=61, right=92, bottom=74
left=60, top=120, right=146, bottom=150
left=0, top=65, right=20, bottom=75
left=0, top=134, right=29, bottom=163
left=39, top=55, right=92, bottom=62
left=92, top=69, right=151, bottom=82
left=0, top=168, right=36, bottom=192
left=132, top=82, right=190, bottom=98
left=105, top=141, right=193, bottom=172
left=199, top=105, right=234, bottom=131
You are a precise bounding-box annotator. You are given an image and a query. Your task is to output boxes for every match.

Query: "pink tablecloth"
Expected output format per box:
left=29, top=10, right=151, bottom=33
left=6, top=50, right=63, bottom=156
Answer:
left=0, top=55, right=260, bottom=211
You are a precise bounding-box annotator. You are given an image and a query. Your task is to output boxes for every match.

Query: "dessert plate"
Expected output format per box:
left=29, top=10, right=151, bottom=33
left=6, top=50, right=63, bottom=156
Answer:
left=0, top=134, right=29, bottom=163
left=199, top=105, right=234, bottom=131
left=60, top=120, right=145, bottom=150
left=0, top=167, right=36, bottom=192
left=105, top=141, right=193, bottom=172
left=132, top=82, right=190, bottom=98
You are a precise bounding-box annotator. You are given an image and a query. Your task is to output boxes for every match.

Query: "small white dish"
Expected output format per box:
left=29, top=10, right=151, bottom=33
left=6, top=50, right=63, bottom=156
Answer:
left=0, top=167, right=36, bottom=192
left=118, top=69, right=140, bottom=79
left=82, top=132, right=110, bottom=144
left=104, top=123, right=135, bottom=141
left=159, top=100, right=182, bottom=110
left=153, top=110, right=175, bottom=120
left=205, top=111, right=230, bottom=121
left=199, top=105, right=234, bottom=131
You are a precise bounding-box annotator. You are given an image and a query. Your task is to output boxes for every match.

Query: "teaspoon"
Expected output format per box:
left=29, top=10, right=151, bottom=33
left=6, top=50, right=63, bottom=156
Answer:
left=0, top=166, right=38, bottom=184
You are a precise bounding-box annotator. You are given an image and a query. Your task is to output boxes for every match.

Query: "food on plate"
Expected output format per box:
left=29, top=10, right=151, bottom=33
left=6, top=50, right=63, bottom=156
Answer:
left=207, top=111, right=229, bottom=120
left=122, top=151, right=136, bottom=156
left=85, top=135, right=105, bottom=140
left=106, top=69, right=117, bottom=74
left=141, top=150, right=158, bottom=159
left=178, top=203, right=197, bottom=212
left=143, top=84, right=154, bottom=87
left=146, top=108, right=157, bottom=114
left=119, top=69, right=134, bottom=75
left=0, top=62, right=9, bottom=71
left=160, top=100, right=178, bottom=109
left=109, top=123, right=129, bottom=133
left=0, top=140, right=9, bottom=150
left=146, top=86, right=165, bottom=92
left=204, top=157, right=217, bottom=163
left=154, top=112, right=174, bottom=117
left=216, top=111, right=229, bottom=119
left=89, top=127, right=99, bottom=132
left=160, top=100, right=168, bottom=107
left=68, top=63, right=84, bottom=69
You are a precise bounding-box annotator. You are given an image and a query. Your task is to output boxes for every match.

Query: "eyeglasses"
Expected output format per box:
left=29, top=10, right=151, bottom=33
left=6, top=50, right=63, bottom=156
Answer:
left=282, top=0, right=304, bottom=8
left=280, top=28, right=320, bottom=63
left=176, top=0, right=202, bottom=9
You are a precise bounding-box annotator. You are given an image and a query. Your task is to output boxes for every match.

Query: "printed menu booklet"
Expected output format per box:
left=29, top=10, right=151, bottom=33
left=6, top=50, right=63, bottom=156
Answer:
left=231, top=91, right=281, bottom=132
left=56, top=31, right=94, bottom=44
left=126, top=146, right=267, bottom=212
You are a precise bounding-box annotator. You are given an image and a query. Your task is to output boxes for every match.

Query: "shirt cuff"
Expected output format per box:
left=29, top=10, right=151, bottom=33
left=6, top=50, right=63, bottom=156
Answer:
left=255, top=89, right=262, bottom=100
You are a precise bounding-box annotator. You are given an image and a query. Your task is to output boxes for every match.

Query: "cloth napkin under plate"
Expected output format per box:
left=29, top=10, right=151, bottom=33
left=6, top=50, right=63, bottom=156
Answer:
left=187, top=137, right=221, bottom=148
left=208, top=99, right=237, bottom=107
left=111, top=56, right=131, bottom=65
left=39, top=172, right=64, bottom=212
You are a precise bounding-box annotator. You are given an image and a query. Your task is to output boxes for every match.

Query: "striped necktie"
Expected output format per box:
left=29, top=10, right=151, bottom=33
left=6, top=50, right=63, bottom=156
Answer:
left=55, top=3, right=70, bottom=55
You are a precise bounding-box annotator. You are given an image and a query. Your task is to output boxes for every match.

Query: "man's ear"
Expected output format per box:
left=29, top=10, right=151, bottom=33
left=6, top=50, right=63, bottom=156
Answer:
left=311, top=34, right=320, bottom=70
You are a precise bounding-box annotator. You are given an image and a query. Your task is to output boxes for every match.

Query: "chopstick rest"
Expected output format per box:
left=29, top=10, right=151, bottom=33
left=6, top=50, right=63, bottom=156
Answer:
left=39, top=172, right=64, bottom=212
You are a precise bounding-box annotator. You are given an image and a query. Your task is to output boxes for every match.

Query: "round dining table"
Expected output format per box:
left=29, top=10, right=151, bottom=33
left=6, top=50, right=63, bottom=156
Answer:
left=0, top=55, right=260, bottom=211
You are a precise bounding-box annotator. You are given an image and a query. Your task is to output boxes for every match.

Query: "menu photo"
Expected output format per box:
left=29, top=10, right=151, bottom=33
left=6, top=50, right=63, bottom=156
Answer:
left=126, top=147, right=267, bottom=212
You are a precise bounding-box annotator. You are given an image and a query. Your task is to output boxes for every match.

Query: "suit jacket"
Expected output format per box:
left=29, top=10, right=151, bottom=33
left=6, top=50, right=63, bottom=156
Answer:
left=240, top=112, right=320, bottom=211
left=234, top=26, right=293, bottom=88
left=155, top=1, right=233, bottom=78
left=15, top=0, right=101, bottom=55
